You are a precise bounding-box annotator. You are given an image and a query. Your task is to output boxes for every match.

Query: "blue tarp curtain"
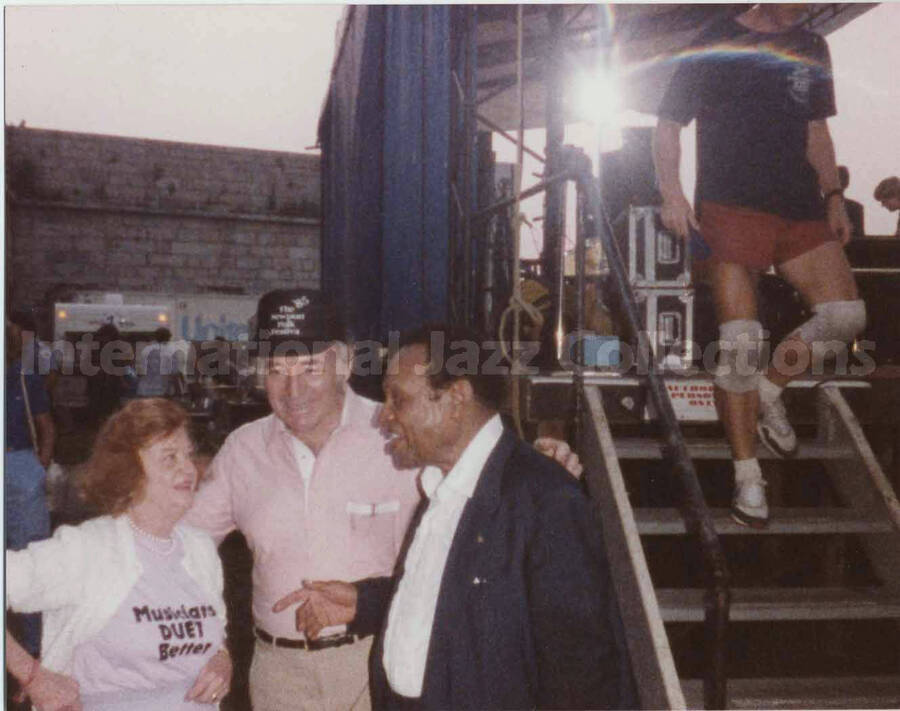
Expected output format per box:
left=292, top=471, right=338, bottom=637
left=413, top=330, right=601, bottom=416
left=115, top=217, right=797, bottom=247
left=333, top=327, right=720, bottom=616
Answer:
left=319, top=5, right=451, bottom=342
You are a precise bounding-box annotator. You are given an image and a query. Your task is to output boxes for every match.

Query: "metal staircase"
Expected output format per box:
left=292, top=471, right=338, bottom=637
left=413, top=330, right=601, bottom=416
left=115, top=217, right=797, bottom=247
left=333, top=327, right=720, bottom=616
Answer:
left=478, top=153, right=900, bottom=708
left=580, top=377, right=900, bottom=709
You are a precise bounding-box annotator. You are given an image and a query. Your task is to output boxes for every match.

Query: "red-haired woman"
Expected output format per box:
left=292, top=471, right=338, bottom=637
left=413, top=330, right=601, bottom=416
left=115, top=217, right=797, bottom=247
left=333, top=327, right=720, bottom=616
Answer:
left=6, top=398, right=231, bottom=710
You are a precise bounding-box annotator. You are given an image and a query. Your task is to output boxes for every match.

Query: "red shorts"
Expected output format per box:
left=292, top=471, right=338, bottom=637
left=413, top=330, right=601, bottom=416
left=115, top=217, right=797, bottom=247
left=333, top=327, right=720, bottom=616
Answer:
left=698, top=201, right=837, bottom=270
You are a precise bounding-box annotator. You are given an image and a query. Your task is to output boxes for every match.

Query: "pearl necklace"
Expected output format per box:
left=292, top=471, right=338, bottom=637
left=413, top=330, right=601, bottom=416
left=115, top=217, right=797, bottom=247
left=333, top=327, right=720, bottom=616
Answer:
left=127, top=515, right=176, bottom=555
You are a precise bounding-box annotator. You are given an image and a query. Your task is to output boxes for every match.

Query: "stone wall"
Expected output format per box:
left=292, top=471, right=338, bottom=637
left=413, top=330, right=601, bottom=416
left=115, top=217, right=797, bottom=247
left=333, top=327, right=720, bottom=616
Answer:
left=5, top=126, right=321, bottom=313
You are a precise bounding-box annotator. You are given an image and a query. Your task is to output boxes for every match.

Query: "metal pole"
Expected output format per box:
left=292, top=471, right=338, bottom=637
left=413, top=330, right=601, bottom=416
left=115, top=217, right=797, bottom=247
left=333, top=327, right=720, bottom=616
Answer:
left=448, top=8, right=465, bottom=325
left=575, top=165, right=731, bottom=711
left=543, top=5, right=567, bottom=364
left=510, top=2, right=526, bottom=438
left=573, top=155, right=591, bottom=448
left=461, top=6, right=478, bottom=326
left=475, top=112, right=546, bottom=164
left=470, top=170, right=572, bottom=225
left=477, top=132, right=495, bottom=333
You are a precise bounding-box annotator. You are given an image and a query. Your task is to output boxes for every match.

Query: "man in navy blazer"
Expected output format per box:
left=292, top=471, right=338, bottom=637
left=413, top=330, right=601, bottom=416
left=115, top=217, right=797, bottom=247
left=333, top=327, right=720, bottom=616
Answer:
left=278, top=326, right=636, bottom=710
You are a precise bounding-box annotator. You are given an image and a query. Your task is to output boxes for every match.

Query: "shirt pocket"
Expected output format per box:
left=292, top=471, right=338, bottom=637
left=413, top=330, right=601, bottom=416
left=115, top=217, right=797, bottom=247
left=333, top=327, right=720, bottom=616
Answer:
left=346, top=500, right=400, bottom=572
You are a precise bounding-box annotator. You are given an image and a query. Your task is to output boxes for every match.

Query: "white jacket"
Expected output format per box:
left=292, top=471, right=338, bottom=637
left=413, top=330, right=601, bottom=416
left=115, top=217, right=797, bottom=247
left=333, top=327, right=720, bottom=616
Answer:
left=6, top=515, right=226, bottom=674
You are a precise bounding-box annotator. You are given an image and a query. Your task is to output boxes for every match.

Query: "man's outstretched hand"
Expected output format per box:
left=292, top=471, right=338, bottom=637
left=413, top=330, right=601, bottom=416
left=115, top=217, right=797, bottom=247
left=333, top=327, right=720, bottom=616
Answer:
left=273, top=580, right=358, bottom=639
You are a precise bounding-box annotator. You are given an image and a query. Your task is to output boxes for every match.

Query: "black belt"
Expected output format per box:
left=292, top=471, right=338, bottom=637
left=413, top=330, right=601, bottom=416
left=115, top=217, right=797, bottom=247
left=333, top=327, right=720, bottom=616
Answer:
left=254, top=627, right=358, bottom=652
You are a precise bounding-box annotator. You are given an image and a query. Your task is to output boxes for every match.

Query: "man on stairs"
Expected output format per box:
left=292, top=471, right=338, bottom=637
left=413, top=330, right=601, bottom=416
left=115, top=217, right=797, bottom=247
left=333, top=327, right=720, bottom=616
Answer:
left=654, top=3, right=865, bottom=527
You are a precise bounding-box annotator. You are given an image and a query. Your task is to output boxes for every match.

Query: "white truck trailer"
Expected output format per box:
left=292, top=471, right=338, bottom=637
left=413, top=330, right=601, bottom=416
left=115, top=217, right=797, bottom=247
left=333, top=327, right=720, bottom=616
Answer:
left=51, top=291, right=258, bottom=408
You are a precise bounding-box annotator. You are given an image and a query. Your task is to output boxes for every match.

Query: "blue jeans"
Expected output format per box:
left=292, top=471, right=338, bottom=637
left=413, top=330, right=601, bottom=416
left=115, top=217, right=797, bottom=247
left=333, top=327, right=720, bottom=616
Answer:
left=5, top=449, right=51, bottom=656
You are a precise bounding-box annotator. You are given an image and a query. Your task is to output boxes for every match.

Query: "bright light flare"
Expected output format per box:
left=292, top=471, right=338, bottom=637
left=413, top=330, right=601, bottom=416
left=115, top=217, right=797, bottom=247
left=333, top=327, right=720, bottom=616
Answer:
left=572, top=66, right=624, bottom=153
left=573, top=67, right=622, bottom=126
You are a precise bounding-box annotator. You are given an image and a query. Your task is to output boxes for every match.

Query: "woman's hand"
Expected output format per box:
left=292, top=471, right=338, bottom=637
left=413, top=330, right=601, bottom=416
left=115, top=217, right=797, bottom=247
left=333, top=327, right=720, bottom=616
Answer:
left=534, top=437, right=584, bottom=479
left=28, top=666, right=82, bottom=711
left=185, top=648, right=232, bottom=705
left=6, top=632, right=81, bottom=710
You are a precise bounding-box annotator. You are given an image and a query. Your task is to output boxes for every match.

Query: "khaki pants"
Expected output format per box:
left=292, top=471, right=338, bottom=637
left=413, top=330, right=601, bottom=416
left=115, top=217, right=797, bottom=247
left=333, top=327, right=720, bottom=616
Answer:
left=249, top=636, right=373, bottom=711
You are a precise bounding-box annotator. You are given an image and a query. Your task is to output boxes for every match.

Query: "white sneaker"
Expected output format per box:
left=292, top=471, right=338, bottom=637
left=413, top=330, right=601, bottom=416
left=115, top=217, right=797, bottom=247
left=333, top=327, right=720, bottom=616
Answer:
left=757, top=396, right=798, bottom=459
left=731, top=477, right=769, bottom=529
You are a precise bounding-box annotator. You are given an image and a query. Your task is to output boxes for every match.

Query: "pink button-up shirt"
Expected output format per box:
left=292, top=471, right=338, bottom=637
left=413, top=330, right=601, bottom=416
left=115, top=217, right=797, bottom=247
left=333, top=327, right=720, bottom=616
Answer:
left=186, top=389, right=421, bottom=638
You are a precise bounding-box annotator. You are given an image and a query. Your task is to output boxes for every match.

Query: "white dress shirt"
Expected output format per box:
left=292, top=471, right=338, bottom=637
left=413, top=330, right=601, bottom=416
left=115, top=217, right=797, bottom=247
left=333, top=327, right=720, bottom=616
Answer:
left=382, top=414, right=504, bottom=698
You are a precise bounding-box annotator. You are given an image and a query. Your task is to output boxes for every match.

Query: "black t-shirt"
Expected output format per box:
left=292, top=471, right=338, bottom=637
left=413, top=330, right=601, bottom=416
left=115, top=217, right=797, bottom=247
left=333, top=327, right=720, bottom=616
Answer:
left=658, top=18, right=836, bottom=220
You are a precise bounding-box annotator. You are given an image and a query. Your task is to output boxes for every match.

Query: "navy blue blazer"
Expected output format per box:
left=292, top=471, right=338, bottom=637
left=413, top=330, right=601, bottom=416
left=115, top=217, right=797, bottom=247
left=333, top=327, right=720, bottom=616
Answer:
left=350, top=429, right=636, bottom=710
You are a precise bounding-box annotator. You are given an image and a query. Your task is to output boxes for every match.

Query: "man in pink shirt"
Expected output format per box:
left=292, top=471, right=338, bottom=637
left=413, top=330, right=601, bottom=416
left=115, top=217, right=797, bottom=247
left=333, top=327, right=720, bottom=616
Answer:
left=188, top=289, right=583, bottom=711
left=186, top=289, right=421, bottom=711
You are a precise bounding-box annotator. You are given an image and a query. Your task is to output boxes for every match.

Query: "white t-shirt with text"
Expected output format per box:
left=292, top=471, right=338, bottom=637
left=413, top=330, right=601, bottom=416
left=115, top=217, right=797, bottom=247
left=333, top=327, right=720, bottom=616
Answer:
left=70, top=532, right=226, bottom=710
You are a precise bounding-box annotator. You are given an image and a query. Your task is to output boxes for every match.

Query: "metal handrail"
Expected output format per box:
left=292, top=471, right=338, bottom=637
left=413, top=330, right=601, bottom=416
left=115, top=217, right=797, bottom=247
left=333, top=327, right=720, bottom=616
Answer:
left=467, top=153, right=731, bottom=707
left=573, top=160, right=731, bottom=710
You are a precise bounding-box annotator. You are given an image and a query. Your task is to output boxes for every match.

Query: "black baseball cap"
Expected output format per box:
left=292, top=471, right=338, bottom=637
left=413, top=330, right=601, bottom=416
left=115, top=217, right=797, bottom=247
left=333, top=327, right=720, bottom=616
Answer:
left=255, top=288, right=344, bottom=356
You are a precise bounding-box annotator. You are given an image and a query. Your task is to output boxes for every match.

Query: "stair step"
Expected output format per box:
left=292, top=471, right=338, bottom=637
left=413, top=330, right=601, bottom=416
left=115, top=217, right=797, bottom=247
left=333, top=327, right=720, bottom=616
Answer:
left=635, top=507, right=893, bottom=535
left=682, top=675, right=900, bottom=709
left=658, top=587, right=900, bottom=622
left=613, top=438, right=852, bottom=460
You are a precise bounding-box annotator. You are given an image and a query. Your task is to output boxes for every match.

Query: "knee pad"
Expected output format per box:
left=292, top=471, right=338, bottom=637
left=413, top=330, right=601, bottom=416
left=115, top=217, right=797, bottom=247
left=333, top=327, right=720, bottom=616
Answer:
left=714, top=319, right=764, bottom=393
left=795, top=299, right=866, bottom=345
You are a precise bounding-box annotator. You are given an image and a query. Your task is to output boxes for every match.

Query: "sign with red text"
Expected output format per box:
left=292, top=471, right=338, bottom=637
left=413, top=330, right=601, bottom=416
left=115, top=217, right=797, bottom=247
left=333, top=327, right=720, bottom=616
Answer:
left=645, top=380, right=718, bottom=421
